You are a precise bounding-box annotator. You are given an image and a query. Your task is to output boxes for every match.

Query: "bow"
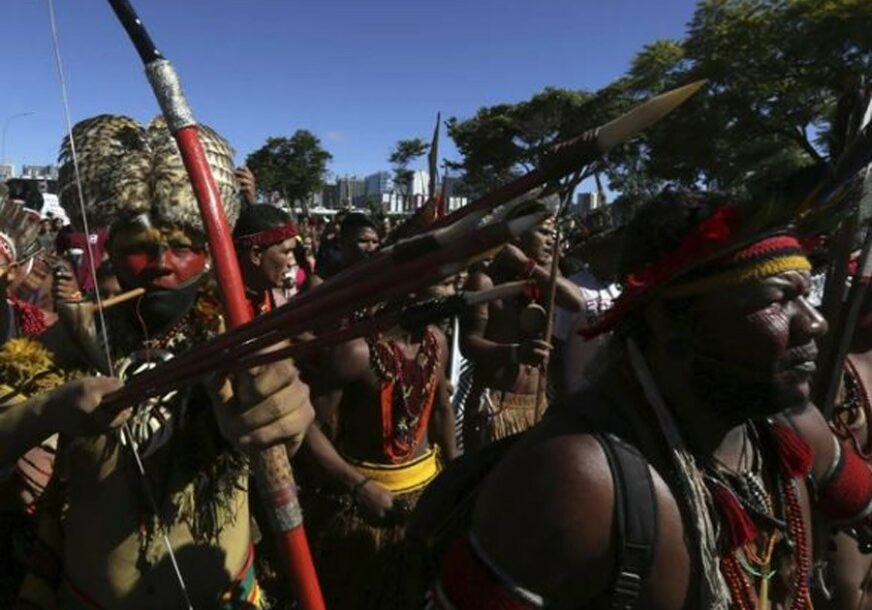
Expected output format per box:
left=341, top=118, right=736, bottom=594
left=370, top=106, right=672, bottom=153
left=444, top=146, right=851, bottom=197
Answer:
left=98, top=1, right=326, bottom=607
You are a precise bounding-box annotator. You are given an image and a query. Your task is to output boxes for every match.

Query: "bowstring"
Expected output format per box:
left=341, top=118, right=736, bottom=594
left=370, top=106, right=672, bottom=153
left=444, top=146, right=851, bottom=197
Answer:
left=45, top=1, right=194, bottom=607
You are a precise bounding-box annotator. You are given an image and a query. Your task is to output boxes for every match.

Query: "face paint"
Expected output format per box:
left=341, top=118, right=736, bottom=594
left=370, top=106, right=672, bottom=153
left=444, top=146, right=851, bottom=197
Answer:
left=683, top=270, right=825, bottom=422
left=110, top=223, right=208, bottom=291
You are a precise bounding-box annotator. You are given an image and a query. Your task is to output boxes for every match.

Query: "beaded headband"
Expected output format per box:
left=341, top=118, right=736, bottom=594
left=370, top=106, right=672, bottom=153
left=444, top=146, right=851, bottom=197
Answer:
left=581, top=207, right=810, bottom=338
left=235, top=223, right=299, bottom=249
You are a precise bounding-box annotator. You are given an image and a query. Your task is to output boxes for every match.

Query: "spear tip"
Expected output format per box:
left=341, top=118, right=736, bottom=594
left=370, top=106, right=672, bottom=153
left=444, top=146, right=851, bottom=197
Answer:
left=597, top=79, right=706, bottom=152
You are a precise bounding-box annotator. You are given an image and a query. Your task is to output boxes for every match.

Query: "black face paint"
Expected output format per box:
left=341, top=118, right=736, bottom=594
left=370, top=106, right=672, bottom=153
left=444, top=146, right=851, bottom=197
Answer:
left=128, top=272, right=204, bottom=336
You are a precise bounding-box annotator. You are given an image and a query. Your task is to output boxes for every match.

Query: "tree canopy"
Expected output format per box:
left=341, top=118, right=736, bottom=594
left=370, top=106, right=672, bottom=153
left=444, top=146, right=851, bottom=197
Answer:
left=447, top=0, right=872, bottom=203
left=245, top=130, right=332, bottom=212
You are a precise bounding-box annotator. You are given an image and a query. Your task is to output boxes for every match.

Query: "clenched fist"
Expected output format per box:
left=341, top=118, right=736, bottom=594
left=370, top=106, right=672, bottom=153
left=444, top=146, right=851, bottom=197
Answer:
left=211, top=357, right=315, bottom=457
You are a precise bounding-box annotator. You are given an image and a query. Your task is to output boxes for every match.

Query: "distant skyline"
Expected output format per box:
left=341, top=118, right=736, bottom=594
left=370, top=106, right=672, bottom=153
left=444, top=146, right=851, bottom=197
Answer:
left=3, top=1, right=699, bottom=185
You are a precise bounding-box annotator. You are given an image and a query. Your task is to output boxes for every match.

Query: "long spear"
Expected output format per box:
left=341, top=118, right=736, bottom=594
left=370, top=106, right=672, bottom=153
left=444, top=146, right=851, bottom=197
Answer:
left=426, top=81, right=706, bottom=232
left=104, top=1, right=325, bottom=607
left=102, top=211, right=546, bottom=408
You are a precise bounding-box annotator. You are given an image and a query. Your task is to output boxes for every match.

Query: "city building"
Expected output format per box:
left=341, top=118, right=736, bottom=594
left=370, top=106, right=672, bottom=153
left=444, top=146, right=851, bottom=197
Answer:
left=0, top=163, right=13, bottom=181
left=365, top=171, right=393, bottom=196
left=20, top=165, right=59, bottom=181
left=575, top=191, right=607, bottom=216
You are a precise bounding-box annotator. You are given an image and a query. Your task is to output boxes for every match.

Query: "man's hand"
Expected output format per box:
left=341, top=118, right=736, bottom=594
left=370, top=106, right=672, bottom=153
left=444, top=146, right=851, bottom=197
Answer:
left=45, top=377, right=128, bottom=437
left=211, top=358, right=315, bottom=458
left=354, top=479, right=396, bottom=524
left=236, top=166, right=257, bottom=206
left=518, top=338, right=552, bottom=367
left=51, top=257, right=82, bottom=303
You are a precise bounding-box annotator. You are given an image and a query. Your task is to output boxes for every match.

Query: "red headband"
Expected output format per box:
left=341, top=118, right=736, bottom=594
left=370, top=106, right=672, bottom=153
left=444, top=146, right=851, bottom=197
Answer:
left=235, top=223, right=299, bottom=249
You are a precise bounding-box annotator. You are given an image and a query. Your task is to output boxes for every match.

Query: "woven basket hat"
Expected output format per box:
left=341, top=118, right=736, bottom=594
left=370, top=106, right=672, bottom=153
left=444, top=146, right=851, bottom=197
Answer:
left=57, top=114, right=239, bottom=235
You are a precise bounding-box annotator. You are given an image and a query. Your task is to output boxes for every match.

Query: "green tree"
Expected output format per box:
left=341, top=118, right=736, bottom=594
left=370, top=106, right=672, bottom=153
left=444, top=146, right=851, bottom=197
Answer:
left=388, top=138, right=428, bottom=196
left=605, top=0, right=872, bottom=198
left=447, top=87, right=608, bottom=200
left=246, top=130, right=333, bottom=215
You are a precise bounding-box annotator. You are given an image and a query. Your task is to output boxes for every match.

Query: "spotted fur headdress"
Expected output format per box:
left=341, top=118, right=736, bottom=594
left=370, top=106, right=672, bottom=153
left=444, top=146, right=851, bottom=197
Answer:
left=57, top=114, right=239, bottom=234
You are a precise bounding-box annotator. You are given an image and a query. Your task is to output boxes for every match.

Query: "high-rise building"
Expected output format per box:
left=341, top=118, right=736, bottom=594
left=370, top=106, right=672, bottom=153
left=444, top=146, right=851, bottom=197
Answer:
left=0, top=164, right=14, bottom=181
left=365, top=171, right=393, bottom=196
left=575, top=191, right=607, bottom=216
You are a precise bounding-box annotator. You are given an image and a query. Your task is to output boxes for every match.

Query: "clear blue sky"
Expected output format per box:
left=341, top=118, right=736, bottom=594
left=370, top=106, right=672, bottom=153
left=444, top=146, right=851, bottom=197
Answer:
left=3, top=0, right=698, bottom=181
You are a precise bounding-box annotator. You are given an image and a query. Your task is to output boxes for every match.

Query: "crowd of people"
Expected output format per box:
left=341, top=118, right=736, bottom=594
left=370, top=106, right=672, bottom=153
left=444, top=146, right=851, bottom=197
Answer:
left=0, top=109, right=871, bottom=610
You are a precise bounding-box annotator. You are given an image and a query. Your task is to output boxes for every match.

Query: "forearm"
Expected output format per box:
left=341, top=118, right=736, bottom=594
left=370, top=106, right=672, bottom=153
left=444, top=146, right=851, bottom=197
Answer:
left=460, top=334, right=518, bottom=368
left=0, top=394, right=57, bottom=469
left=302, top=423, right=367, bottom=491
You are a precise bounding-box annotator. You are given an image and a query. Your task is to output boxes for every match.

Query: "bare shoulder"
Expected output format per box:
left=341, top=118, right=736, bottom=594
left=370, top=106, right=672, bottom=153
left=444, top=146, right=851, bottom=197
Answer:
left=330, top=337, right=371, bottom=383
left=470, top=420, right=691, bottom=609
left=471, top=432, right=615, bottom=607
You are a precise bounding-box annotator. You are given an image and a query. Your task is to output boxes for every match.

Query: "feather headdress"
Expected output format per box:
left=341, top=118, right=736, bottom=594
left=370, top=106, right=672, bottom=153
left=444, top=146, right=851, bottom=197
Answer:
left=0, top=186, right=42, bottom=265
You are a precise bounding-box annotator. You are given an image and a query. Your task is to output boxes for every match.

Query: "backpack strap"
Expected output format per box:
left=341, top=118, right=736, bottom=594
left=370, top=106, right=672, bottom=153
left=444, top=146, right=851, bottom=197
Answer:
left=594, top=432, right=659, bottom=610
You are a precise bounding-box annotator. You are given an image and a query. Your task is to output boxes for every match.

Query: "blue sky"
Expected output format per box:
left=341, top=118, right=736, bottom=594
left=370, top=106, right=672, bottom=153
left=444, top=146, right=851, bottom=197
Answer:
left=3, top=0, right=698, bottom=181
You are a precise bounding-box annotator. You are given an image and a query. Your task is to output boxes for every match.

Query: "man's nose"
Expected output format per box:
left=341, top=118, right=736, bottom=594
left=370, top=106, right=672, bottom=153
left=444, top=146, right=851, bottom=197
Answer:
left=794, top=296, right=828, bottom=339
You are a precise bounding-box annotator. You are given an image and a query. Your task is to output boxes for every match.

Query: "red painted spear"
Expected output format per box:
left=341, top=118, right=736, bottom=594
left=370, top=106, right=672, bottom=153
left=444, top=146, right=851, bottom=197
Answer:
left=104, top=1, right=325, bottom=607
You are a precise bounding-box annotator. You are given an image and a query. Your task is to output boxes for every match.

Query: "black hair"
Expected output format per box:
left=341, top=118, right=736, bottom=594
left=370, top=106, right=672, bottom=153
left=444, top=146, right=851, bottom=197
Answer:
left=232, top=204, right=293, bottom=245
left=340, top=212, right=377, bottom=240
left=617, top=190, right=732, bottom=280
left=96, top=259, right=116, bottom=282
left=616, top=189, right=733, bottom=342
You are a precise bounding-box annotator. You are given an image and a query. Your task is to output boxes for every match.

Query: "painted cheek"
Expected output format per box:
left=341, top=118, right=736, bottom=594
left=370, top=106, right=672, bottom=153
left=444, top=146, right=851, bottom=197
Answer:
left=162, top=250, right=207, bottom=283
left=744, top=306, right=791, bottom=362
left=121, top=251, right=157, bottom=279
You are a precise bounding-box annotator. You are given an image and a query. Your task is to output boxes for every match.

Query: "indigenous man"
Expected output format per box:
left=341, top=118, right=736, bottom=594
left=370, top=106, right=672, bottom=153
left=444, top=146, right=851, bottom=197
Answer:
left=460, top=201, right=584, bottom=453
left=301, top=305, right=459, bottom=610
left=429, top=191, right=872, bottom=610
left=233, top=203, right=303, bottom=313
left=0, top=192, right=54, bottom=609
left=317, top=212, right=380, bottom=279
left=2, top=114, right=314, bottom=610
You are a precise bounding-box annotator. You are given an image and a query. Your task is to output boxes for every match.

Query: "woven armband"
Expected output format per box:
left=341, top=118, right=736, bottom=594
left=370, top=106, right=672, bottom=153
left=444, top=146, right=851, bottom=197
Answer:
left=817, top=442, right=872, bottom=524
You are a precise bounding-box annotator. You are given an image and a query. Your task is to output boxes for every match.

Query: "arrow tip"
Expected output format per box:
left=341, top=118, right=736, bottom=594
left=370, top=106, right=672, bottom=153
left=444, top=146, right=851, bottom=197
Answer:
left=597, top=80, right=706, bottom=152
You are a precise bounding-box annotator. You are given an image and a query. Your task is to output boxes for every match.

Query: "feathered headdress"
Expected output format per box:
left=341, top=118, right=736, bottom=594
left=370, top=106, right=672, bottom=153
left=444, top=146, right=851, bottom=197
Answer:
left=57, top=114, right=239, bottom=234
left=0, top=186, right=42, bottom=265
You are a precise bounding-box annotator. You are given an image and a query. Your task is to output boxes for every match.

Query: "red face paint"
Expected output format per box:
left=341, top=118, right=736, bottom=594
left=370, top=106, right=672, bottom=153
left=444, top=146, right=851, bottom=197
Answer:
left=110, top=224, right=208, bottom=291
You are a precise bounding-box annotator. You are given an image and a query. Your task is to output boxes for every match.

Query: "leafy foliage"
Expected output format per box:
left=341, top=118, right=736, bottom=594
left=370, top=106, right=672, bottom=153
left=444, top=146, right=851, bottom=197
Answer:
left=245, top=130, right=333, bottom=213
left=388, top=138, right=428, bottom=195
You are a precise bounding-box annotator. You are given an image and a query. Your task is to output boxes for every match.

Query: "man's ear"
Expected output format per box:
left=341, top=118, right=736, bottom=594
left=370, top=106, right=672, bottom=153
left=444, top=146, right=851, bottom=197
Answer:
left=248, top=246, right=263, bottom=266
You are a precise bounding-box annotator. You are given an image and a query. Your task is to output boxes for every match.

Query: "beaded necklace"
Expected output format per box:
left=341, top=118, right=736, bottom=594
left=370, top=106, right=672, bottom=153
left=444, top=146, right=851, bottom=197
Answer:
left=367, top=327, right=441, bottom=463
left=707, top=422, right=812, bottom=610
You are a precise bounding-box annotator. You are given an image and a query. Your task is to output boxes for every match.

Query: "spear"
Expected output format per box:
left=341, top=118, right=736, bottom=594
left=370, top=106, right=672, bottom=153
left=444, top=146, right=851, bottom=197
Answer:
left=102, top=211, right=547, bottom=408
left=104, top=1, right=324, bottom=606
left=426, top=81, right=706, bottom=232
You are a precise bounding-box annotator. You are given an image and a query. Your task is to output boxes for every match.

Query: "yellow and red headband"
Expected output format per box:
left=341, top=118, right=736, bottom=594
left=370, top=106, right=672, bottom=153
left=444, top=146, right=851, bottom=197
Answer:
left=234, top=223, right=299, bottom=249
left=581, top=207, right=810, bottom=338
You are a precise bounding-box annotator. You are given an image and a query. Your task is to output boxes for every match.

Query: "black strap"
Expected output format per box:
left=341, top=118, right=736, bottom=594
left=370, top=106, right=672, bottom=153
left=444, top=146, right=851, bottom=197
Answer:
left=594, top=432, right=658, bottom=610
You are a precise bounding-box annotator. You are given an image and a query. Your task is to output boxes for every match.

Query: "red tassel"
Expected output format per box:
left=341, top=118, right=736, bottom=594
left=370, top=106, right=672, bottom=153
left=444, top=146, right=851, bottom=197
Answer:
left=709, top=482, right=758, bottom=551
left=770, top=421, right=813, bottom=479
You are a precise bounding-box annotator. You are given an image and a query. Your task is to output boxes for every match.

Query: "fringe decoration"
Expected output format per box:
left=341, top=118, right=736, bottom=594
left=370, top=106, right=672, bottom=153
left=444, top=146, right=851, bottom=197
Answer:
left=769, top=421, right=813, bottom=479
left=708, top=482, right=758, bottom=551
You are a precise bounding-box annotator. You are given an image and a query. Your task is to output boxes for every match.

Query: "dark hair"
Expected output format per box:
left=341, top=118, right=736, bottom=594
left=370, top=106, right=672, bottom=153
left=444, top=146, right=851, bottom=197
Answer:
left=617, top=190, right=731, bottom=280
left=96, top=259, right=116, bottom=282
left=233, top=204, right=293, bottom=245
left=340, top=212, right=377, bottom=240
